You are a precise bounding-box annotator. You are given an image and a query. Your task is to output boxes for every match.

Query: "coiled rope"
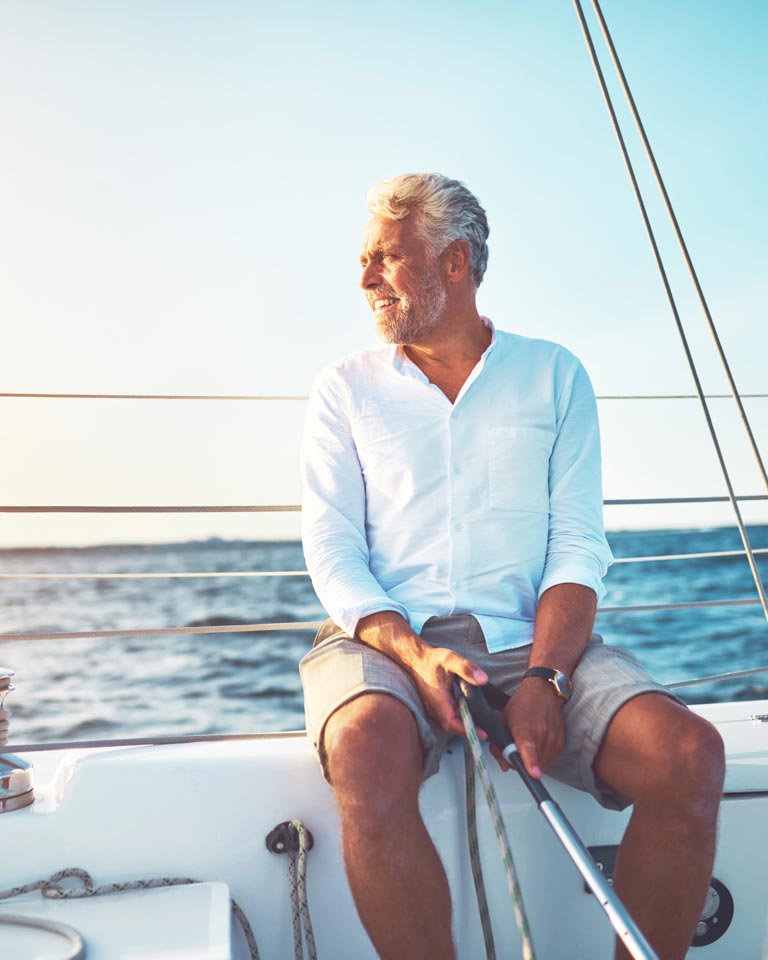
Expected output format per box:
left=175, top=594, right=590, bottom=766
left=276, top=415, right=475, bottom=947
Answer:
left=459, top=694, right=536, bottom=960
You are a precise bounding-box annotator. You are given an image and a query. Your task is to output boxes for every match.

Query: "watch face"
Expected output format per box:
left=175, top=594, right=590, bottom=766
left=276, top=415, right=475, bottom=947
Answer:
left=553, top=671, right=573, bottom=700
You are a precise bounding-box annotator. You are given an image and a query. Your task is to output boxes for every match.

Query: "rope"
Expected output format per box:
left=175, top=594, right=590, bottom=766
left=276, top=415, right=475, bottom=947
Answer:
left=0, top=867, right=260, bottom=959
left=572, top=0, right=768, bottom=628
left=463, top=735, right=497, bottom=959
left=287, top=820, right=317, bottom=960
left=288, top=851, right=302, bottom=960
left=458, top=695, right=536, bottom=960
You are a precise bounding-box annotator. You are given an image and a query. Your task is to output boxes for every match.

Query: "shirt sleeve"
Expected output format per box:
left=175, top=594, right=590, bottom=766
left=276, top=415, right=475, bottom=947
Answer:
left=301, top=369, right=410, bottom=636
left=538, top=358, right=613, bottom=604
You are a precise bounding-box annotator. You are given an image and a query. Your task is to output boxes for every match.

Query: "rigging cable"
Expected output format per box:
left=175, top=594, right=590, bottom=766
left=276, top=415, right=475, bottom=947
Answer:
left=571, top=0, right=768, bottom=625
left=588, top=0, right=768, bottom=494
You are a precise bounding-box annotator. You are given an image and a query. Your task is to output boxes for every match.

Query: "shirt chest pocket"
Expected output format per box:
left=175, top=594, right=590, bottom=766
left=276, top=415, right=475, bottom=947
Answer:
left=488, top=426, right=554, bottom=513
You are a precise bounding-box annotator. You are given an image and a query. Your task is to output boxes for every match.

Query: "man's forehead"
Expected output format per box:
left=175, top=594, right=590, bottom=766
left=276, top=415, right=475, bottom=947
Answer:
left=360, top=217, right=420, bottom=256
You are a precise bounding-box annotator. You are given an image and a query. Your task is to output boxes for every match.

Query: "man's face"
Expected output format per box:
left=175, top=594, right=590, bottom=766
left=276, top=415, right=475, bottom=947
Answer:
left=359, top=217, right=447, bottom=345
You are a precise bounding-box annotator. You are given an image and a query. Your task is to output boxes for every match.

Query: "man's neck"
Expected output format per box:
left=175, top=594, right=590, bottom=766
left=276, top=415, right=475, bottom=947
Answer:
left=401, top=309, right=492, bottom=404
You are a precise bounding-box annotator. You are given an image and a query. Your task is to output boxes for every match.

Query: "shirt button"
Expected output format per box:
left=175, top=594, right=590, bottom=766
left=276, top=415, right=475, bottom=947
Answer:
left=454, top=522, right=463, bottom=533
left=453, top=464, right=462, bottom=475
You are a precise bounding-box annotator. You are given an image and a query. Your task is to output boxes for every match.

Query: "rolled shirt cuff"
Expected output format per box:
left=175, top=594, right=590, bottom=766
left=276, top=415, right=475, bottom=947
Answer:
left=336, top=598, right=411, bottom=639
left=538, top=559, right=607, bottom=605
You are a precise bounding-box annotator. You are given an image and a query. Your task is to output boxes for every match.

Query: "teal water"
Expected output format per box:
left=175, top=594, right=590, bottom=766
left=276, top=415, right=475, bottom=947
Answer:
left=1, top=527, right=767, bottom=744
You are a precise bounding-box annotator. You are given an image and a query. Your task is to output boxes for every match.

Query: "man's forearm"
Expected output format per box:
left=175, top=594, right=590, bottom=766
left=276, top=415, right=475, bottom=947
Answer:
left=356, top=610, right=425, bottom=669
left=501, top=582, right=597, bottom=778
left=529, top=582, right=597, bottom=676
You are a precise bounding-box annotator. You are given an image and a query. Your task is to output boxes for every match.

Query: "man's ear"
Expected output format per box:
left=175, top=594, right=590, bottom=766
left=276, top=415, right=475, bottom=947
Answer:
left=443, top=240, right=471, bottom=283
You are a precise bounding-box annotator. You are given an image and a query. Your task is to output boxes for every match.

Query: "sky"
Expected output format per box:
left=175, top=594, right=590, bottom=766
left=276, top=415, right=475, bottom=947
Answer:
left=0, top=0, right=766, bottom=548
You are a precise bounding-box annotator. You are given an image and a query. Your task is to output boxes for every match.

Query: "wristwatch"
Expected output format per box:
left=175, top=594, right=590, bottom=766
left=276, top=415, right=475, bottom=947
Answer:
left=522, top=666, right=573, bottom=702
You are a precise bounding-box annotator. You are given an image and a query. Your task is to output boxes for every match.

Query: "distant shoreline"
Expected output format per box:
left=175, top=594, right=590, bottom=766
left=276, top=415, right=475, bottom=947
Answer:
left=1, top=524, right=767, bottom=555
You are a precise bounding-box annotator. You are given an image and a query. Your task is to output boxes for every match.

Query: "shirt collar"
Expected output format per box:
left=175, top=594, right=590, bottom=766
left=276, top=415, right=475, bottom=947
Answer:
left=391, top=317, right=497, bottom=379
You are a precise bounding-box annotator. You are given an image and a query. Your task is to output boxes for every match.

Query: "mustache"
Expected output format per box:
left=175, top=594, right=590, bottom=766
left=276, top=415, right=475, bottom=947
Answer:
left=369, top=287, right=398, bottom=298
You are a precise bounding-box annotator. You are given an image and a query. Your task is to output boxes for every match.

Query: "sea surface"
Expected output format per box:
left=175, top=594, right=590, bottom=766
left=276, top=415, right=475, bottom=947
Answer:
left=1, top=527, right=767, bottom=745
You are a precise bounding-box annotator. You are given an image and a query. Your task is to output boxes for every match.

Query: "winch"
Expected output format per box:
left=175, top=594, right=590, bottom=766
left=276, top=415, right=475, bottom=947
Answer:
left=0, top=669, right=34, bottom=814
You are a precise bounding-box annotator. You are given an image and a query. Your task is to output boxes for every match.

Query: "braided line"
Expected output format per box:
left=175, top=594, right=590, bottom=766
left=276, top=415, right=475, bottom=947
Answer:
left=464, top=739, right=497, bottom=959
left=288, top=853, right=303, bottom=960
left=292, top=820, right=318, bottom=960
left=459, top=698, right=536, bottom=960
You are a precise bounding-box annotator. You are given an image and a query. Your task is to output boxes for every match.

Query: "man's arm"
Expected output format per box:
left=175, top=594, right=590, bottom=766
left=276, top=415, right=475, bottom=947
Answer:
left=500, top=358, right=611, bottom=778
left=357, top=610, right=488, bottom=738
left=499, top=582, right=596, bottom=777
left=301, top=370, right=411, bottom=635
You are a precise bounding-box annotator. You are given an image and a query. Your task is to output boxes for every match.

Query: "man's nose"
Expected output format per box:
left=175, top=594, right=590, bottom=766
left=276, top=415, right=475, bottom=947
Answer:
left=359, top=260, right=381, bottom=289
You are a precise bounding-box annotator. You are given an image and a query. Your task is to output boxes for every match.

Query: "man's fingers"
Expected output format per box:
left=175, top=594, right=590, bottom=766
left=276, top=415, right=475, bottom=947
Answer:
left=489, top=742, right=511, bottom=771
left=447, top=653, right=488, bottom=686
left=516, top=738, right=542, bottom=779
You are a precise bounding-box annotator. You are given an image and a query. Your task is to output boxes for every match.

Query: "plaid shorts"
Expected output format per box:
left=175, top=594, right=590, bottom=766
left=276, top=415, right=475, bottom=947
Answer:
left=299, top=614, right=683, bottom=811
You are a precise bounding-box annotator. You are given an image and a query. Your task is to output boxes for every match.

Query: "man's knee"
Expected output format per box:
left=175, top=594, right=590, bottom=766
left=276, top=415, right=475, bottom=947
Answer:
left=597, top=695, right=725, bottom=815
left=663, top=713, right=725, bottom=814
left=323, top=693, right=424, bottom=812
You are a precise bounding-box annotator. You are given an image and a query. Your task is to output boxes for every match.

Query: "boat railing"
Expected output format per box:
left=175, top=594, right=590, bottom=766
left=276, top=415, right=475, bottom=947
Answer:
left=1, top=392, right=767, bottom=716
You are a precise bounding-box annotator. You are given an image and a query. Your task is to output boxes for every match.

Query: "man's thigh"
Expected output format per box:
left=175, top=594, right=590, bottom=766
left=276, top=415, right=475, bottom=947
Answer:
left=299, top=614, right=499, bottom=781
left=300, top=617, right=683, bottom=809
left=535, top=639, right=686, bottom=811
left=299, top=618, right=452, bottom=782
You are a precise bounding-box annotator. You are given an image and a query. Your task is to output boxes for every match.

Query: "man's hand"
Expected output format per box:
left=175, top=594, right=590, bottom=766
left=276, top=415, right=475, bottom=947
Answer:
left=496, top=678, right=565, bottom=779
left=356, top=610, right=488, bottom=739
left=407, top=643, right=489, bottom=738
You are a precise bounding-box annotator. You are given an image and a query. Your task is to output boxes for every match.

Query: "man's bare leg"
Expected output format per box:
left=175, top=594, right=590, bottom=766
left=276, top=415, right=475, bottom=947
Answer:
left=324, top=693, right=455, bottom=960
left=594, top=693, right=725, bottom=960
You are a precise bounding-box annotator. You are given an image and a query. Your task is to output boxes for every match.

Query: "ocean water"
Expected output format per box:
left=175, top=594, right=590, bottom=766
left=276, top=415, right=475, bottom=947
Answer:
left=1, top=527, right=767, bottom=745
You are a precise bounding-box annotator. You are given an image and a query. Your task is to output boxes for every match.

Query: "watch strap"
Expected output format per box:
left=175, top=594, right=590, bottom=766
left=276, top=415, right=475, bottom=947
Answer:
left=522, top=666, right=572, bottom=701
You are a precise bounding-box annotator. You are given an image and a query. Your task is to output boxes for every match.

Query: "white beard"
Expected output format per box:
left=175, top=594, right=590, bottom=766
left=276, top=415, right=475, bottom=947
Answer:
left=375, top=267, right=447, bottom=345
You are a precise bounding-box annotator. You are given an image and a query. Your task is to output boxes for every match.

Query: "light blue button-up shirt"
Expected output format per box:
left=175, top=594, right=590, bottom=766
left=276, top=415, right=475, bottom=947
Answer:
left=301, top=321, right=613, bottom=652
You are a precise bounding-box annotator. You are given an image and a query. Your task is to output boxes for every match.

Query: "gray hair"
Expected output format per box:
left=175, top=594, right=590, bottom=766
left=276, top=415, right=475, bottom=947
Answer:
left=366, top=173, right=490, bottom=287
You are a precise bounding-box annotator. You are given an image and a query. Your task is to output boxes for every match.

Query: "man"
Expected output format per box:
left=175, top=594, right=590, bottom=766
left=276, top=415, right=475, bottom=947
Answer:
left=299, top=173, right=724, bottom=960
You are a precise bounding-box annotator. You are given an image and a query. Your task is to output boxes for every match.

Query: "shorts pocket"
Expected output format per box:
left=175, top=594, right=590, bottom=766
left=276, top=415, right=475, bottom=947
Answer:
left=488, top=426, right=553, bottom=513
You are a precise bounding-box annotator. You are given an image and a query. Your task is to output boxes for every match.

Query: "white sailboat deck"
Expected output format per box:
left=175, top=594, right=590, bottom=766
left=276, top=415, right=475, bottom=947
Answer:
left=1, top=698, right=767, bottom=958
